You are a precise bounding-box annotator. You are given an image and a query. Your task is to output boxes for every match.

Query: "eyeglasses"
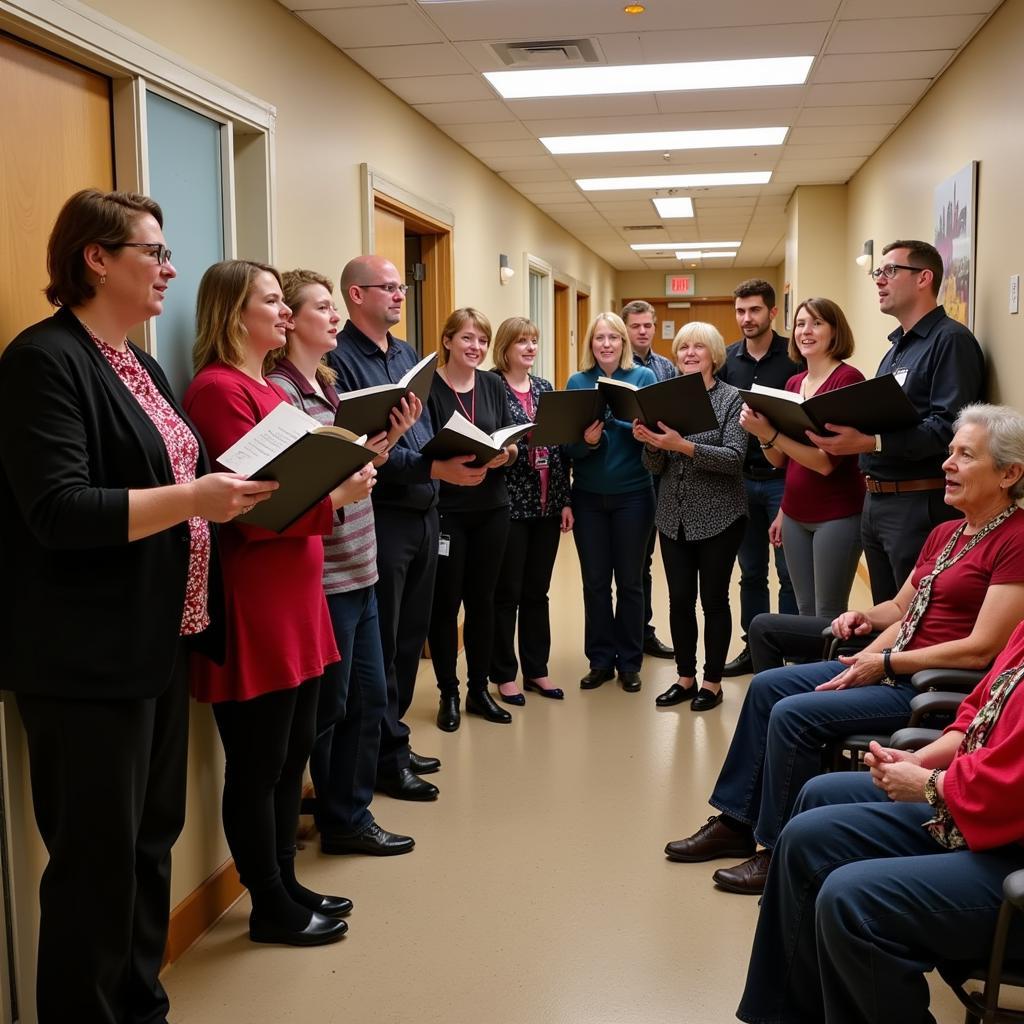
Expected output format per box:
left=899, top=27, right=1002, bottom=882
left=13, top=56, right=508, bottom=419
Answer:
left=120, top=242, right=173, bottom=265
left=870, top=263, right=923, bottom=281
left=358, top=282, right=409, bottom=295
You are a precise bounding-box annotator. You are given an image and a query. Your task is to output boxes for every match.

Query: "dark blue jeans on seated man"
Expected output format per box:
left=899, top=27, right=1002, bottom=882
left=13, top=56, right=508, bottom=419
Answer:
left=571, top=485, right=655, bottom=674
left=737, top=476, right=797, bottom=637
left=310, top=586, right=388, bottom=838
left=708, top=660, right=916, bottom=850
left=739, top=772, right=1024, bottom=1024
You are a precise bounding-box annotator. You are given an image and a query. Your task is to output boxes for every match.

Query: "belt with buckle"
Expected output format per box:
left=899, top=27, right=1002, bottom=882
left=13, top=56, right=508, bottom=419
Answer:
left=864, top=476, right=946, bottom=495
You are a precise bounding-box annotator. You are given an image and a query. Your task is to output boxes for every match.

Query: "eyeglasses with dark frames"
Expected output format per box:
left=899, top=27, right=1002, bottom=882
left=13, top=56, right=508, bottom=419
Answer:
left=870, top=263, right=924, bottom=281
left=119, top=242, right=173, bottom=265
left=358, top=282, right=409, bottom=295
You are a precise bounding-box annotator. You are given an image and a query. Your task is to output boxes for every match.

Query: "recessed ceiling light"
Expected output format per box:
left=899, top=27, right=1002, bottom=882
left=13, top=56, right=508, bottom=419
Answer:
left=624, top=2, right=646, bottom=12
left=484, top=56, right=813, bottom=100
left=652, top=197, right=694, bottom=218
left=631, top=242, right=740, bottom=251
left=541, top=126, right=788, bottom=155
left=676, top=251, right=737, bottom=259
left=577, top=171, right=772, bottom=191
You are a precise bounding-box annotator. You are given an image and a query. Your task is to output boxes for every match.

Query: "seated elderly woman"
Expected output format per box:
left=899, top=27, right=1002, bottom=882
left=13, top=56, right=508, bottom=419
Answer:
left=738, top=617, right=1024, bottom=1024
left=664, top=404, right=1024, bottom=896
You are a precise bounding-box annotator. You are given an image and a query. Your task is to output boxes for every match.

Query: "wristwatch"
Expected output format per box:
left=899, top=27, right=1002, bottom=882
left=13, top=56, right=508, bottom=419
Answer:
left=881, top=647, right=896, bottom=687
left=924, top=768, right=944, bottom=807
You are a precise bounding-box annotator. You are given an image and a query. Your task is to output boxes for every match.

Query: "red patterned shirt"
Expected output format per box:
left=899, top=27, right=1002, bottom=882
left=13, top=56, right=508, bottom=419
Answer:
left=88, top=329, right=210, bottom=635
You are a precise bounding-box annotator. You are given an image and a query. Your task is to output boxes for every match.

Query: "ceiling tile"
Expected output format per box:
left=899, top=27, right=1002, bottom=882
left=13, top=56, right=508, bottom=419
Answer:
left=480, top=154, right=564, bottom=171
left=505, top=94, right=661, bottom=119
left=787, top=123, right=891, bottom=144
left=829, top=14, right=984, bottom=53
left=840, top=0, right=996, bottom=19
left=795, top=104, right=909, bottom=125
left=523, top=109, right=799, bottom=135
left=382, top=73, right=494, bottom=104
left=463, top=138, right=548, bottom=158
left=515, top=179, right=585, bottom=195
left=499, top=169, right=573, bottom=183
left=812, top=51, right=952, bottom=83
left=781, top=142, right=875, bottom=159
left=412, top=99, right=517, bottom=124
left=655, top=86, right=804, bottom=113
left=284, top=0, right=401, bottom=7
left=342, top=42, right=472, bottom=78
left=298, top=6, right=442, bottom=48
left=805, top=80, right=930, bottom=105
left=636, top=21, right=830, bottom=61
left=444, top=122, right=535, bottom=143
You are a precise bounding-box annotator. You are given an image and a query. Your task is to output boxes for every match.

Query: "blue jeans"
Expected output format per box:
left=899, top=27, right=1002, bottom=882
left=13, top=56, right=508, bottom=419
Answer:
left=709, top=661, right=915, bottom=849
left=310, top=587, right=388, bottom=837
left=738, top=773, right=1024, bottom=1024
left=737, top=476, right=797, bottom=635
left=571, top=485, right=655, bottom=673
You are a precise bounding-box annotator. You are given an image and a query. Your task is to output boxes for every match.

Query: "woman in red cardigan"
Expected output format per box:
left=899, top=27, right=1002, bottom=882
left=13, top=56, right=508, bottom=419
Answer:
left=184, top=260, right=375, bottom=947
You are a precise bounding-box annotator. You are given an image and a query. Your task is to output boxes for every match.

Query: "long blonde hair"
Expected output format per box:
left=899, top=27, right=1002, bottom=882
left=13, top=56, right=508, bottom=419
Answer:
left=263, top=269, right=338, bottom=387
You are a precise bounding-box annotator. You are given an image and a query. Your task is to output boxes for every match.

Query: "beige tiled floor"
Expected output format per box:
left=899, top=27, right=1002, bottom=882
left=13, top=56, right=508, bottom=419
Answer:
left=163, top=542, right=966, bottom=1023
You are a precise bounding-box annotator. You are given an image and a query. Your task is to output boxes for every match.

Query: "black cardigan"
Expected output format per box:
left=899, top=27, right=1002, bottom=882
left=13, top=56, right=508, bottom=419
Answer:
left=0, top=307, right=223, bottom=698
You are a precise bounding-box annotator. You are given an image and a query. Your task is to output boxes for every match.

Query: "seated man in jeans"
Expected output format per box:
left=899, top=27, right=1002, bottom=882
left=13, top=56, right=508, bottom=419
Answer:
left=663, top=405, right=1024, bottom=894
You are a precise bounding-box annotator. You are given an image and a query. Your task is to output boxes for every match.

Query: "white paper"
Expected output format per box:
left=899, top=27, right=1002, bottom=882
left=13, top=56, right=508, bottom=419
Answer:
left=216, top=402, right=319, bottom=476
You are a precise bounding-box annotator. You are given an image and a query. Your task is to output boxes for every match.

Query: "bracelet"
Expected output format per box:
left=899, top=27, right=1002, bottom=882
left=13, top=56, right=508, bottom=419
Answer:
left=881, top=647, right=896, bottom=686
left=924, top=768, right=944, bottom=807
left=759, top=429, right=780, bottom=450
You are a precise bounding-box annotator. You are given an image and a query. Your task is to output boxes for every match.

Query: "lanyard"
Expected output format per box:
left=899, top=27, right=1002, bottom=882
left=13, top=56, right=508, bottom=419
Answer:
left=443, top=369, right=476, bottom=424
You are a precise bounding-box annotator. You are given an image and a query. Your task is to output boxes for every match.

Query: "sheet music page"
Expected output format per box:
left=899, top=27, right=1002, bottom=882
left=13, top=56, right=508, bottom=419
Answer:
left=217, top=402, right=319, bottom=476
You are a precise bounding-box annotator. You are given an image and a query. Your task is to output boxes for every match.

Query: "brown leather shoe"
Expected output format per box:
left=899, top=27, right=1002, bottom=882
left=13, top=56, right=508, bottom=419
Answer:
left=712, top=850, right=772, bottom=895
left=664, top=815, right=756, bottom=863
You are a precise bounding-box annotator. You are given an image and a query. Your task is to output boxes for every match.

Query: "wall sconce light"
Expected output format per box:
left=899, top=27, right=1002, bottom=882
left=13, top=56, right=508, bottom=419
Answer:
left=499, top=253, right=515, bottom=285
left=855, top=239, right=874, bottom=272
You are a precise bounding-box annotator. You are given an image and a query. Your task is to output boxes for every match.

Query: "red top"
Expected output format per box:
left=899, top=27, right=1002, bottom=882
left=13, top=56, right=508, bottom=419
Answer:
left=183, top=363, right=339, bottom=703
left=944, top=619, right=1024, bottom=849
left=781, top=363, right=866, bottom=523
left=906, top=510, right=1024, bottom=653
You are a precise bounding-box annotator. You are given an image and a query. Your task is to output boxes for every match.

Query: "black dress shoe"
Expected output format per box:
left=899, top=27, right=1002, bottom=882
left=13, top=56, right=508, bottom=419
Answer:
left=321, top=821, right=415, bottom=856
left=619, top=671, right=642, bottom=692
left=524, top=679, right=565, bottom=700
left=580, top=667, right=615, bottom=689
left=722, top=645, right=753, bottom=677
left=249, top=911, right=347, bottom=946
left=436, top=693, right=461, bottom=732
left=655, top=682, right=697, bottom=707
left=496, top=686, right=526, bottom=706
left=376, top=767, right=439, bottom=801
left=691, top=687, right=724, bottom=712
left=409, top=750, right=441, bottom=775
left=315, top=894, right=354, bottom=917
left=465, top=689, right=512, bottom=723
left=643, top=634, right=675, bottom=658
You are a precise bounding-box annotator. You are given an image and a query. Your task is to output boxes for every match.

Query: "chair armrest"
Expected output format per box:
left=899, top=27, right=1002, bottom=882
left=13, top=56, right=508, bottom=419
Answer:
left=907, top=690, right=967, bottom=726
left=823, top=627, right=880, bottom=661
left=889, top=727, right=942, bottom=751
left=1003, top=869, right=1024, bottom=912
left=911, top=668, right=986, bottom=694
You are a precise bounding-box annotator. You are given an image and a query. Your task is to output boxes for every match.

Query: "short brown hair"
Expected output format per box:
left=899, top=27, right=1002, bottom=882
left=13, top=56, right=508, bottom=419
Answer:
left=45, top=189, right=163, bottom=308
left=580, top=312, right=634, bottom=372
left=789, top=298, right=856, bottom=362
left=492, top=316, right=538, bottom=373
left=438, top=307, right=492, bottom=367
left=733, top=278, right=776, bottom=309
left=882, top=239, right=944, bottom=297
left=621, top=300, right=656, bottom=321
left=194, top=260, right=281, bottom=373
left=263, top=268, right=337, bottom=386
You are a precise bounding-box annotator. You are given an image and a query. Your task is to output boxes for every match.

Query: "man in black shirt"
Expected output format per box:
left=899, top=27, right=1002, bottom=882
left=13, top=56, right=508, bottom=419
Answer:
left=718, top=280, right=801, bottom=676
left=810, top=239, right=984, bottom=602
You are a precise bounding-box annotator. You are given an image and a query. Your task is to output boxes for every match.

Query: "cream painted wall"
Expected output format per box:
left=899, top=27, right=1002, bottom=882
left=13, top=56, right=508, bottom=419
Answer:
left=783, top=185, right=848, bottom=316
left=616, top=266, right=782, bottom=302
left=844, top=0, right=1024, bottom=397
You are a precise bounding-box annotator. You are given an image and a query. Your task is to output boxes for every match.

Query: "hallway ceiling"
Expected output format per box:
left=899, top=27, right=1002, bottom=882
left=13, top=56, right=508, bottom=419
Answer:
left=278, top=0, right=998, bottom=272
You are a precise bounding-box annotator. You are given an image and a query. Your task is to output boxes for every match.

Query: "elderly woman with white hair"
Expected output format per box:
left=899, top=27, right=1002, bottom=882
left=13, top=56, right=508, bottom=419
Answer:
left=634, top=322, right=747, bottom=712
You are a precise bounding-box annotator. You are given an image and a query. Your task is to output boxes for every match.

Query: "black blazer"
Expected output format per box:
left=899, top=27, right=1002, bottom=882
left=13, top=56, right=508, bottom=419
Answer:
left=0, top=307, right=223, bottom=699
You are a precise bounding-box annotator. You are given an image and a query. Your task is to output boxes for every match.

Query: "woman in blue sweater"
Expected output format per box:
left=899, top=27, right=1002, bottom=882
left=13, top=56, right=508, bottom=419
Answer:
left=567, top=312, right=656, bottom=692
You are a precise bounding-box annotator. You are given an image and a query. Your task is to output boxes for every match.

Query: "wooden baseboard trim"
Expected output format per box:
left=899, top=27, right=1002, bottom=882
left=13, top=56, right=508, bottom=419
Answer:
left=163, top=858, right=244, bottom=968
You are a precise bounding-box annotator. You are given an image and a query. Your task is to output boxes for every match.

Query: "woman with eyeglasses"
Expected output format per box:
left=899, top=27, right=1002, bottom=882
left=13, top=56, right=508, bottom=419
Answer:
left=428, top=308, right=518, bottom=732
left=0, top=190, right=276, bottom=1023
left=185, top=260, right=376, bottom=948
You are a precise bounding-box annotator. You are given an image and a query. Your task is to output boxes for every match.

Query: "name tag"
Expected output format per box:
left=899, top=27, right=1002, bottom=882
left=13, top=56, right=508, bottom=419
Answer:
left=438, top=533, right=451, bottom=558
left=893, top=368, right=909, bottom=387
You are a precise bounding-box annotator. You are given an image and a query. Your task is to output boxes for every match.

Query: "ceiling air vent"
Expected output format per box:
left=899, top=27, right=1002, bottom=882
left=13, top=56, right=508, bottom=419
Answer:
left=491, top=38, right=602, bottom=68
left=623, top=225, right=665, bottom=232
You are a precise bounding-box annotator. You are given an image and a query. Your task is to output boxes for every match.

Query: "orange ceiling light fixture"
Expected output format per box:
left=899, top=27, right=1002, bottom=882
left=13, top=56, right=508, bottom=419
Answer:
left=624, top=3, right=646, bottom=12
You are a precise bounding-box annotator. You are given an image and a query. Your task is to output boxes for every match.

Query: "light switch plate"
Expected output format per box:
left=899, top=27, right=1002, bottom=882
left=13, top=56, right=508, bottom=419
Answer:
left=1011, top=275, right=1020, bottom=315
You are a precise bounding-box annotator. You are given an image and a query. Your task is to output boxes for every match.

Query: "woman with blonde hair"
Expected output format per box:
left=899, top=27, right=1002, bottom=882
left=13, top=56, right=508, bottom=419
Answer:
left=185, top=259, right=375, bottom=947
left=566, top=312, right=656, bottom=693
left=635, top=321, right=747, bottom=711
left=427, top=307, right=518, bottom=731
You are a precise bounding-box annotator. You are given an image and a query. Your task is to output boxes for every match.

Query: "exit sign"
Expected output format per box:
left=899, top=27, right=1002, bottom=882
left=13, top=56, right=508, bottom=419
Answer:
left=665, top=274, right=695, bottom=297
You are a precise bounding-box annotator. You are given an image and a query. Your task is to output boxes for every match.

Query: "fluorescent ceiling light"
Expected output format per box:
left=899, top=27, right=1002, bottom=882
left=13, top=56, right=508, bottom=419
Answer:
left=676, top=251, right=737, bottom=259
left=577, top=171, right=772, bottom=191
left=631, top=242, right=740, bottom=251
left=484, top=56, right=813, bottom=100
left=541, top=126, right=788, bottom=155
left=652, top=197, right=694, bottom=218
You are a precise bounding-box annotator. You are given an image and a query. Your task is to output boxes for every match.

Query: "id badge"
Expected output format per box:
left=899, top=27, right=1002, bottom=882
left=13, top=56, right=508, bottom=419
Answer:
left=893, top=367, right=909, bottom=387
left=531, top=446, right=550, bottom=469
left=438, top=533, right=451, bottom=557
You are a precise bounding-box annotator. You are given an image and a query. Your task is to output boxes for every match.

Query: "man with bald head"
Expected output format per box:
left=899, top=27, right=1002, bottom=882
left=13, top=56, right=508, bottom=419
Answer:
left=327, top=256, right=484, bottom=812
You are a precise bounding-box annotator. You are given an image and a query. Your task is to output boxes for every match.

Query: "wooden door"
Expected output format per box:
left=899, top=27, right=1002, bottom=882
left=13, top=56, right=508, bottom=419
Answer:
left=0, top=36, right=114, bottom=349
left=554, top=281, right=570, bottom=387
left=371, top=203, right=408, bottom=341
left=575, top=290, right=591, bottom=369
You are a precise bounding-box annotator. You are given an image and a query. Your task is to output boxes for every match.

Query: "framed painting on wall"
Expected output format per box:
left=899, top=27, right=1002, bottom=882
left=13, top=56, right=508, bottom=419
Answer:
left=934, top=161, right=977, bottom=329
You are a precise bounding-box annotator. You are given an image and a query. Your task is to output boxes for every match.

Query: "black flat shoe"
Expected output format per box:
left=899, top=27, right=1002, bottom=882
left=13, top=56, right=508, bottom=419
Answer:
left=656, top=683, right=697, bottom=707
left=436, top=693, right=461, bottom=732
left=619, top=671, right=642, bottom=693
left=580, top=667, right=615, bottom=689
left=691, top=687, right=724, bottom=712
left=409, top=750, right=441, bottom=775
left=315, top=895, right=354, bottom=918
left=376, top=767, right=439, bottom=801
left=465, top=689, right=512, bottom=723
left=249, top=911, right=348, bottom=947
left=496, top=685, right=526, bottom=706
left=524, top=679, right=564, bottom=700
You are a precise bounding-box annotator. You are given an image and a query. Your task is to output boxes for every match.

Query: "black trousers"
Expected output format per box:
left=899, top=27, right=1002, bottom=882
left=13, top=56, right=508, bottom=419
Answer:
left=641, top=476, right=661, bottom=639
left=16, top=644, right=189, bottom=1024
left=429, top=505, right=510, bottom=693
left=659, top=517, right=746, bottom=682
left=212, top=677, right=319, bottom=914
left=749, top=612, right=833, bottom=673
left=372, top=504, right=439, bottom=775
left=490, top=515, right=562, bottom=681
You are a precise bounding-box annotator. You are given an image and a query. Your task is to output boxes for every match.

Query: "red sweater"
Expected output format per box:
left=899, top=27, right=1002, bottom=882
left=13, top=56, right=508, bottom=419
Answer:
left=945, top=620, right=1024, bottom=850
left=183, top=364, right=339, bottom=703
left=781, top=363, right=866, bottom=523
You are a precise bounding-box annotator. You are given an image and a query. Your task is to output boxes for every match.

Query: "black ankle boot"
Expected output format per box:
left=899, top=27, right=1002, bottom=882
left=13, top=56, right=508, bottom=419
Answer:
left=465, top=688, right=512, bottom=723
left=436, top=692, right=461, bottom=732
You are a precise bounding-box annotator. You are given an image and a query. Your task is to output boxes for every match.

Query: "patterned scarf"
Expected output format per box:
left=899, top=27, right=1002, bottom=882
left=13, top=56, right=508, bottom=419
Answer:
left=925, top=662, right=1024, bottom=848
